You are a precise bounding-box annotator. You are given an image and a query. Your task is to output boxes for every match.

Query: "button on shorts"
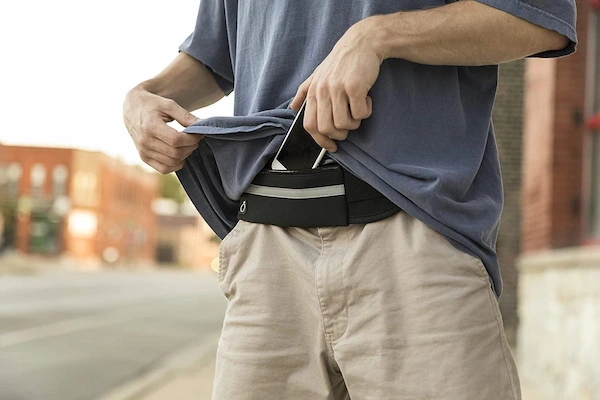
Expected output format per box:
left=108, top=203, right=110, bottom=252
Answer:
left=213, top=211, right=521, bottom=399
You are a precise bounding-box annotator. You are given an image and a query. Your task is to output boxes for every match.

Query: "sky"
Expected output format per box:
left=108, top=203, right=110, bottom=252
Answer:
left=0, top=0, right=234, bottom=170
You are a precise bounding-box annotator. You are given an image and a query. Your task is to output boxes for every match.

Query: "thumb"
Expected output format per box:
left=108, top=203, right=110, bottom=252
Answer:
left=290, top=75, right=313, bottom=111
left=165, top=100, right=201, bottom=128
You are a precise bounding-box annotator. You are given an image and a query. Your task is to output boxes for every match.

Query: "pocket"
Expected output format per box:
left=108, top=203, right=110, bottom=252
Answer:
left=417, top=217, right=492, bottom=285
left=458, top=249, right=492, bottom=285
left=217, top=219, right=249, bottom=290
left=220, top=219, right=247, bottom=251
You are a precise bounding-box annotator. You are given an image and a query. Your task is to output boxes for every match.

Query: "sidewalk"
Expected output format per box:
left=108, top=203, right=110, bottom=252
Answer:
left=136, top=356, right=216, bottom=400
left=97, top=333, right=220, bottom=400
left=0, top=252, right=162, bottom=275
left=0, top=252, right=70, bottom=274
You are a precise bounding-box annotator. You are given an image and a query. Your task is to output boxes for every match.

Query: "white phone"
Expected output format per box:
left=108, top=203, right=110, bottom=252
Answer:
left=271, top=100, right=327, bottom=170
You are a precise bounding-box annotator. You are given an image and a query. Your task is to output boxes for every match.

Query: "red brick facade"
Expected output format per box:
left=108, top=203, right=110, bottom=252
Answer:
left=522, top=0, right=591, bottom=253
left=0, top=145, right=158, bottom=266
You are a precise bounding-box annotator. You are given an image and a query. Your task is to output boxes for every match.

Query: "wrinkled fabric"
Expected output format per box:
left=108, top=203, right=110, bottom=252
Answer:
left=212, top=211, right=521, bottom=399
left=176, top=0, right=578, bottom=299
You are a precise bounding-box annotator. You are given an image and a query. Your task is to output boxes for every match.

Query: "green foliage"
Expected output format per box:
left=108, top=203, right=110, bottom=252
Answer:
left=159, top=173, right=187, bottom=204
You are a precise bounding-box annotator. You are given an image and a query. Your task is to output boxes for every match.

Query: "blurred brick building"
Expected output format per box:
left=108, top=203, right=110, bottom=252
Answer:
left=517, top=1, right=600, bottom=398
left=0, top=145, right=158, bottom=267
left=153, top=198, right=219, bottom=270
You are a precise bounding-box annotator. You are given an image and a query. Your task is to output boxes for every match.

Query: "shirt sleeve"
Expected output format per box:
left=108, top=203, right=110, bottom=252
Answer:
left=473, top=0, right=577, bottom=58
left=179, top=0, right=234, bottom=95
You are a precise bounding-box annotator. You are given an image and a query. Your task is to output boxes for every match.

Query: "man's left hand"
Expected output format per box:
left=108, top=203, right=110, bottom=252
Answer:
left=290, top=17, right=383, bottom=152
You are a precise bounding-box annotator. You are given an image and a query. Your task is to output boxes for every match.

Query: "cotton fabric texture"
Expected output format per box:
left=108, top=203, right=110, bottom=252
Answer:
left=213, top=211, right=522, bottom=399
left=175, top=0, right=577, bottom=299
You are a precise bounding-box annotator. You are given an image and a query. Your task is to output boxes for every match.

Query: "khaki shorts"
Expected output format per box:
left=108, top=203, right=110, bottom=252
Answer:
left=214, top=211, right=521, bottom=399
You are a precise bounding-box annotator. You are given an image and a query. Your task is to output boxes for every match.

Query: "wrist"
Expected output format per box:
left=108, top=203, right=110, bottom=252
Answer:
left=136, top=79, right=167, bottom=97
left=362, top=13, right=403, bottom=62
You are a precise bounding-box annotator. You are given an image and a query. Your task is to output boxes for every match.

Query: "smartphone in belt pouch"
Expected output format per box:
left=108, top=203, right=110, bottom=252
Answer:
left=271, top=99, right=327, bottom=170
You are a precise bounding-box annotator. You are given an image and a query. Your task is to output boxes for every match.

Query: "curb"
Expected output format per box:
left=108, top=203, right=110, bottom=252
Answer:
left=96, top=331, right=221, bottom=400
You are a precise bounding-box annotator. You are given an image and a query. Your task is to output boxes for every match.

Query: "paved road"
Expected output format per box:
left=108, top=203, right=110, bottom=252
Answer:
left=0, top=269, right=226, bottom=400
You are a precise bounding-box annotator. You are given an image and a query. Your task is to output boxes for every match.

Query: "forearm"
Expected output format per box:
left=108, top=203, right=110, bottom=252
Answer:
left=136, top=52, right=225, bottom=111
left=367, top=1, right=570, bottom=65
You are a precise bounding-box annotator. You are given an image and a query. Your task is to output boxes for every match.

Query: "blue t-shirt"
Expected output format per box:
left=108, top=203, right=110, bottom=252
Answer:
left=176, top=0, right=577, bottom=299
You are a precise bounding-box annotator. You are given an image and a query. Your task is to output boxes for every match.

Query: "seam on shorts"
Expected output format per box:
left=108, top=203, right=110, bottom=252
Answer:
left=420, top=216, right=492, bottom=288
left=469, top=255, right=492, bottom=285
left=218, top=221, right=243, bottom=286
left=468, top=255, right=501, bottom=301
left=485, top=283, right=519, bottom=400
left=218, top=232, right=226, bottom=286
left=453, top=244, right=492, bottom=287
left=331, top=227, right=350, bottom=345
left=315, top=228, right=340, bottom=373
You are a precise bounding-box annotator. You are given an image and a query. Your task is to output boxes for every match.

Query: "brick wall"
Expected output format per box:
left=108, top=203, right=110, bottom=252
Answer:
left=550, top=4, right=589, bottom=249
left=517, top=2, right=597, bottom=395
left=0, top=145, right=158, bottom=266
left=90, top=151, right=158, bottom=265
left=522, top=58, right=558, bottom=253
left=522, top=0, right=589, bottom=254
left=1, top=146, right=73, bottom=255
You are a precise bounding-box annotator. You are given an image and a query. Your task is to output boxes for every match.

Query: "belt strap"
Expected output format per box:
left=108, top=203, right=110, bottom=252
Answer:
left=237, top=164, right=400, bottom=227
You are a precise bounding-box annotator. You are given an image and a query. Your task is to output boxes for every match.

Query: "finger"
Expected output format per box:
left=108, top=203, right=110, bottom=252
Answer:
left=348, top=92, right=373, bottom=121
left=172, top=160, right=187, bottom=172
left=312, top=133, right=337, bottom=153
left=290, top=76, right=313, bottom=111
left=164, top=99, right=201, bottom=128
left=143, top=137, right=199, bottom=160
left=152, top=122, right=205, bottom=148
left=332, top=92, right=361, bottom=131
left=143, top=149, right=182, bottom=168
left=317, top=98, right=347, bottom=140
left=143, top=156, right=185, bottom=175
left=304, top=97, right=337, bottom=152
left=137, top=135, right=200, bottom=167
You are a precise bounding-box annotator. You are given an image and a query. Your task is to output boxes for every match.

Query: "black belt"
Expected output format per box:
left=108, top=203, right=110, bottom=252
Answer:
left=237, top=163, right=401, bottom=228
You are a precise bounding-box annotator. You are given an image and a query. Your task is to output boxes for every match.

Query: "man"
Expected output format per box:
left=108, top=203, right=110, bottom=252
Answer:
left=123, top=0, right=577, bottom=398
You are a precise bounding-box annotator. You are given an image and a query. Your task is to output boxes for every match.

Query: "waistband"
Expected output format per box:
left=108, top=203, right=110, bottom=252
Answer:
left=237, top=163, right=401, bottom=228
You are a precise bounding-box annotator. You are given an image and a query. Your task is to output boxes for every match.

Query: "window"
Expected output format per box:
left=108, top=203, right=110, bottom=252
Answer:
left=30, top=164, right=47, bottom=198
left=5, top=163, right=22, bottom=199
left=52, top=165, right=68, bottom=198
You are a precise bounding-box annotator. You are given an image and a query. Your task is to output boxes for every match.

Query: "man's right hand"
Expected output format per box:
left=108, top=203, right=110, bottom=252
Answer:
left=123, top=87, right=203, bottom=174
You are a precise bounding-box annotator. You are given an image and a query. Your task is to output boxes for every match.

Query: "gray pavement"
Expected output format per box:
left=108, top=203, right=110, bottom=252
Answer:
left=0, top=268, right=225, bottom=400
left=99, top=332, right=219, bottom=400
